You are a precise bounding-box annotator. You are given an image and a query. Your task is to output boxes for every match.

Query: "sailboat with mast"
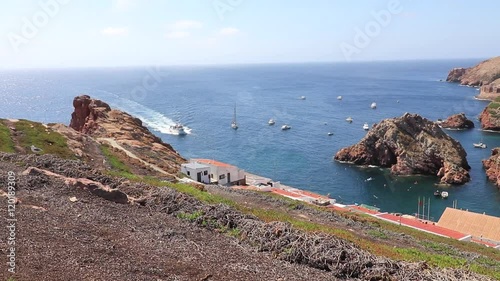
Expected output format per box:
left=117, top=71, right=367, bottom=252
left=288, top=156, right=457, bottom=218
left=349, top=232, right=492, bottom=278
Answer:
left=231, top=105, right=238, bottom=130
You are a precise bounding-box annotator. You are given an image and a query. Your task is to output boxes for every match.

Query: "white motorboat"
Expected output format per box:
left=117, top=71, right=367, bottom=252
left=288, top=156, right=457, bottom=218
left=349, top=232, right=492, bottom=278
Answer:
left=363, top=123, right=369, bottom=130
left=281, top=124, right=291, bottom=130
left=337, top=96, right=342, bottom=100
left=346, top=117, right=353, bottom=123
left=231, top=105, right=238, bottom=130
left=440, top=191, right=449, bottom=198
left=371, top=102, right=377, bottom=109
left=327, top=132, right=333, bottom=136
left=268, top=118, right=275, bottom=125
left=299, top=96, right=306, bottom=100
left=473, top=142, right=487, bottom=149
left=170, top=123, right=187, bottom=135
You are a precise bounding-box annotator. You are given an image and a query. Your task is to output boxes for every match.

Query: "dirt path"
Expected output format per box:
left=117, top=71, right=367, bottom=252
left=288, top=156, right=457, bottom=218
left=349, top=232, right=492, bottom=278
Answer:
left=97, top=137, right=176, bottom=177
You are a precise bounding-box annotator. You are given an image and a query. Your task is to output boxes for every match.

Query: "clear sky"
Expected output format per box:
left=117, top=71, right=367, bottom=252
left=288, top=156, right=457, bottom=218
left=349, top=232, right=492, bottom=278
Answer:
left=1, top=0, right=499, bottom=68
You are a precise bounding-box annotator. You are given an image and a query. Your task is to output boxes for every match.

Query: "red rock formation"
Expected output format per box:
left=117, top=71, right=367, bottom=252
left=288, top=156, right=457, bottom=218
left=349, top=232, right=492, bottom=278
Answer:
left=70, top=95, right=111, bottom=134
left=482, top=148, right=500, bottom=188
left=69, top=95, right=186, bottom=176
left=334, top=113, right=470, bottom=184
left=439, top=113, right=474, bottom=129
left=479, top=99, right=500, bottom=131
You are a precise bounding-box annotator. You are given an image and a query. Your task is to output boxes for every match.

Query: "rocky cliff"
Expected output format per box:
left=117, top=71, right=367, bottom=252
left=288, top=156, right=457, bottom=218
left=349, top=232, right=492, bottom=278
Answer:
left=439, top=113, right=474, bottom=130
left=334, top=113, right=470, bottom=184
left=446, top=57, right=500, bottom=100
left=482, top=148, right=500, bottom=189
left=479, top=97, right=500, bottom=131
left=68, top=95, right=185, bottom=177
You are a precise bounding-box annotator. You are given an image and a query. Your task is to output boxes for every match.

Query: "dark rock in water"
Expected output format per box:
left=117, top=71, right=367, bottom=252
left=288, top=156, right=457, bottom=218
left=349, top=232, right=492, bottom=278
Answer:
left=334, top=113, right=470, bottom=184
left=482, top=148, right=500, bottom=189
left=439, top=113, right=474, bottom=129
left=479, top=97, right=500, bottom=131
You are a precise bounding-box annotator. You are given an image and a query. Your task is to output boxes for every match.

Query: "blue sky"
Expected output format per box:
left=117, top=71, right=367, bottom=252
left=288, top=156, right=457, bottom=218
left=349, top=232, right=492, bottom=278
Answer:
left=0, top=0, right=499, bottom=68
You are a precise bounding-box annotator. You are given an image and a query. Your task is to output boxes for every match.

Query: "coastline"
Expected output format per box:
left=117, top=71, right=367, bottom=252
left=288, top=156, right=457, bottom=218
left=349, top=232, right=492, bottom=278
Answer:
left=231, top=166, right=499, bottom=248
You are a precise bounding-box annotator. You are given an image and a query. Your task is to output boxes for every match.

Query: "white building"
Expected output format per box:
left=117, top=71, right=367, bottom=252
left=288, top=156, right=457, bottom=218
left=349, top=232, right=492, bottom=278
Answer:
left=191, top=159, right=246, bottom=186
left=180, top=162, right=210, bottom=183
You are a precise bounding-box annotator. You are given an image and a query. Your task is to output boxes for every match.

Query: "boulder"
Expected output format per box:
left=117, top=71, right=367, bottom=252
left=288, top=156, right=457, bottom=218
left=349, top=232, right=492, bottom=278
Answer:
left=334, top=113, right=470, bottom=184
left=439, top=113, right=474, bottom=129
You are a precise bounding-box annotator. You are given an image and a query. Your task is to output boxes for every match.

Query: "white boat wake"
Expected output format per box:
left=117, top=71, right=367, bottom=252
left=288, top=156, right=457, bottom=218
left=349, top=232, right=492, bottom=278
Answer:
left=94, top=91, right=192, bottom=135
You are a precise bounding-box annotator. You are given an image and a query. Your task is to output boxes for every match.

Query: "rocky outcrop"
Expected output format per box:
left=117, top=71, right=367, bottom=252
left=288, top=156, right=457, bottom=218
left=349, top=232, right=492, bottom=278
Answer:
left=446, top=68, right=467, bottom=83
left=446, top=57, right=500, bottom=86
left=447, top=57, right=500, bottom=100
left=439, top=113, right=474, bottom=129
left=479, top=97, right=500, bottom=131
left=482, top=148, right=500, bottom=188
left=69, top=95, right=185, bottom=176
left=334, top=113, right=470, bottom=184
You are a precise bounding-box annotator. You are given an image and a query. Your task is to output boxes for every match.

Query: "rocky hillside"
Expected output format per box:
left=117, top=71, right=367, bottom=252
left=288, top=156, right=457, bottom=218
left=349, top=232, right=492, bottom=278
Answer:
left=67, top=95, right=186, bottom=179
left=334, top=113, right=471, bottom=184
left=446, top=57, right=500, bottom=100
left=479, top=97, right=500, bottom=131
left=0, top=153, right=497, bottom=280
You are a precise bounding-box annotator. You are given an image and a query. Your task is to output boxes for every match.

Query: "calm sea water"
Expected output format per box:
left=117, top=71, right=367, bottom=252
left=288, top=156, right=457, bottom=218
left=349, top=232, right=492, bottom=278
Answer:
left=1, top=60, right=499, bottom=220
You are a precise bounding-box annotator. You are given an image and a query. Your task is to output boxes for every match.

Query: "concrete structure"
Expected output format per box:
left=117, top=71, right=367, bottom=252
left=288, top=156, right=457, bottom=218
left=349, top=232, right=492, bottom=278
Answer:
left=437, top=207, right=500, bottom=245
left=192, top=159, right=246, bottom=186
left=180, top=162, right=210, bottom=184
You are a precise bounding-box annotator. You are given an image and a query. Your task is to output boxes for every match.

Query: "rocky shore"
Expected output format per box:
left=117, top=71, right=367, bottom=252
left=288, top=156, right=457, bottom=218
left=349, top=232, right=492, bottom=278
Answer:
left=446, top=56, right=500, bottom=100
left=334, top=113, right=470, bottom=184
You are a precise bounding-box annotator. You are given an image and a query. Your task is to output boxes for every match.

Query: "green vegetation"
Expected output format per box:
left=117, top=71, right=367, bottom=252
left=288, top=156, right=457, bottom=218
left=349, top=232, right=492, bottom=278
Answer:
left=103, top=173, right=499, bottom=279
left=176, top=210, right=204, bottom=222
left=0, top=120, right=15, bottom=153
left=100, top=145, right=131, bottom=173
left=14, top=119, right=74, bottom=158
left=367, top=230, right=388, bottom=240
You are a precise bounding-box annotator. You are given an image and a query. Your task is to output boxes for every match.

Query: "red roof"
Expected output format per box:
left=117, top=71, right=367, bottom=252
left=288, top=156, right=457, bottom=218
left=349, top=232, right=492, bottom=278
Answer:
left=194, top=159, right=235, bottom=168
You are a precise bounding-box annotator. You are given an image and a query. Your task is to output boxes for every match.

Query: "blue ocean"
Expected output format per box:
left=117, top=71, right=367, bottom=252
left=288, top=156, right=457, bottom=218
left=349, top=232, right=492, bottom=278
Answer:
left=1, top=59, right=499, bottom=220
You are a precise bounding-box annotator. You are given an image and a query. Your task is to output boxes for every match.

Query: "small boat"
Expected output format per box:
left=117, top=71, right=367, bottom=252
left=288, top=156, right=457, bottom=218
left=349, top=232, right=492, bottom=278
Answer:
left=299, top=96, right=306, bottom=100
left=268, top=118, right=275, bottom=125
left=281, top=124, right=291, bottom=130
left=433, top=190, right=440, bottom=196
left=363, top=123, right=369, bottom=130
left=441, top=191, right=449, bottom=198
left=231, top=105, right=238, bottom=130
left=473, top=142, right=487, bottom=149
left=370, top=102, right=377, bottom=109
left=365, top=177, right=374, bottom=182
left=346, top=117, right=353, bottom=123
left=327, top=132, right=333, bottom=136
left=170, top=123, right=187, bottom=135
left=337, top=96, right=342, bottom=100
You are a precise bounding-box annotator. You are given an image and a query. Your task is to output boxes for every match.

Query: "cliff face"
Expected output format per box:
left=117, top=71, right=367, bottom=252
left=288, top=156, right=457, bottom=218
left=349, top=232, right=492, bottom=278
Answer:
left=479, top=97, right=500, bottom=131
left=446, top=57, right=500, bottom=100
left=439, top=113, right=474, bottom=130
left=69, top=95, right=185, bottom=176
left=482, top=148, right=500, bottom=189
left=334, top=113, right=470, bottom=184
